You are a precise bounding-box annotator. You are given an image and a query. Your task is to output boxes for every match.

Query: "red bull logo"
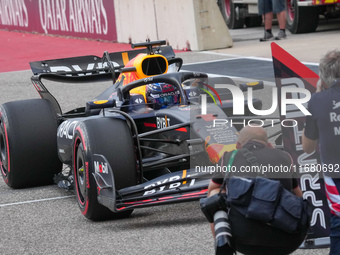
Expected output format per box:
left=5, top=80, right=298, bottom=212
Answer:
left=117, top=57, right=139, bottom=86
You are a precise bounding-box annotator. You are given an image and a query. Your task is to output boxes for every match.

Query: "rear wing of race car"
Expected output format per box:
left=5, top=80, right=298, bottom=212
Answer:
left=29, top=44, right=176, bottom=78
left=29, top=41, right=177, bottom=115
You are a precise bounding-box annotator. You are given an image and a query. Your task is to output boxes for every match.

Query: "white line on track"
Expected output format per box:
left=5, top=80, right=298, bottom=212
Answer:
left=196, top=51, right=320, bottom=66
left=0, top=195, right=75, bottom=207
left=182, top=57, right=242, bottom=66
left=181, top=51, right=318, bottom=87
left=180, top=70, right=277, bottom=87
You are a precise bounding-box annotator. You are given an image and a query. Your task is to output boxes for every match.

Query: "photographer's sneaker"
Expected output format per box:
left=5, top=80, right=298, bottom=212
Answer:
left=259, top=31, right=274, bottom=42
left=275, top=30, right=287, bottom=40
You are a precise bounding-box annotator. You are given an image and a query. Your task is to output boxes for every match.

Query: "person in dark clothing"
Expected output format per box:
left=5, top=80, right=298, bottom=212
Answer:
left=207, top=125, right=305, bottom=255
left=302, top=50, right=340, bottom=255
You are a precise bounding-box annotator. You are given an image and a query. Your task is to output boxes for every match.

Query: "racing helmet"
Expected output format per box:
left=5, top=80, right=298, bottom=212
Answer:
left=147, top=83, right=180, bottom=109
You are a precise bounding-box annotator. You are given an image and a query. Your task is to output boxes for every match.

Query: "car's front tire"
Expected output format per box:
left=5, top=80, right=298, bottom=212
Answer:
left=73, top=117, right=138, bottom=221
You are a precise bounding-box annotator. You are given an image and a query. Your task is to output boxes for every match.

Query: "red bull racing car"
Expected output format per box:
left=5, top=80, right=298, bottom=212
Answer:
left=0, top=40, right=264, bottom=220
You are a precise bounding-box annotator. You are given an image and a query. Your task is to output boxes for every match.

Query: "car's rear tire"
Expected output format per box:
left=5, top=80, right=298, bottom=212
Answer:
left=73, top=117, right=138, bottom=221
left=0, top=99, right=62, bottom=188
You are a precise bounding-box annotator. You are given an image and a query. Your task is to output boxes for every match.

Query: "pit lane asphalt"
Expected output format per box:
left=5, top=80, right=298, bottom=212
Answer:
left=2, top=20, right=340, bottom=254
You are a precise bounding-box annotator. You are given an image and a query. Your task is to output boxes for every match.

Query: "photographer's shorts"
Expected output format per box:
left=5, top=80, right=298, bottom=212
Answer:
left=258, top=0, right=285, bottom=15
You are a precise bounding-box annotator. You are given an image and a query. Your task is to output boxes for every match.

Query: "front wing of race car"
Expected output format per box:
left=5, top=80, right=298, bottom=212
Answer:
left=92, top=154, right=210, bottom=212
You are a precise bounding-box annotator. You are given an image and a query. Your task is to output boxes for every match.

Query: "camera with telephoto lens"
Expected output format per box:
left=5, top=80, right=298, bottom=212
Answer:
left=200, top=193, right=228, bottom=223
left=214, top=210, right=235, bottom=255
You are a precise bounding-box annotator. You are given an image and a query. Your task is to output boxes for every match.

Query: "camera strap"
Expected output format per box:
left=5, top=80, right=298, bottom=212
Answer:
left=219, top=149, right=238, bottom=195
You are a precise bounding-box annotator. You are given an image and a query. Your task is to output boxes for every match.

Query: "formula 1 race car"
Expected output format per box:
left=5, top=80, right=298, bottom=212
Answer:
left=0, top=40, right=264, bottom=220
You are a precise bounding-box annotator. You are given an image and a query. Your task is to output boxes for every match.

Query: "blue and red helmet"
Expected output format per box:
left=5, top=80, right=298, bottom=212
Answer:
left=147, top=83, right=180, bottom=108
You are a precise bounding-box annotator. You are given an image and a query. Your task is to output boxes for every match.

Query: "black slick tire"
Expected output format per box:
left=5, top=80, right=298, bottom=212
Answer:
left=0, top=99, right=62, bottom=188
left=73, top=117, right=138, bottom=221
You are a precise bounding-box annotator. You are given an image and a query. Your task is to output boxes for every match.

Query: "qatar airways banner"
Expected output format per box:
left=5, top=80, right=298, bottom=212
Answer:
left=0, top=0, right=117, bottom=41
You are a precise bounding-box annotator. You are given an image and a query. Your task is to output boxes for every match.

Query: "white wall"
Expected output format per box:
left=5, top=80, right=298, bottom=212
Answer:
left=155, top=0, right=199, bottom=51
left=114, top=0, right=232, bottom=51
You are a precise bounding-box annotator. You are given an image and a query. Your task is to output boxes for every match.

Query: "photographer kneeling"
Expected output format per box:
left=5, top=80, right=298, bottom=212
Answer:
left=202, top=125, right=311, bottom=255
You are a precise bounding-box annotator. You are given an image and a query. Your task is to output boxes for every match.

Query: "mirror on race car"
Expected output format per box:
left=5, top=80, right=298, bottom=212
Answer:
left=86, top=99, right=116, bottom=110
left=168, top=58, right=183, bottom=72
left=239, top=81, right=264, bottom=92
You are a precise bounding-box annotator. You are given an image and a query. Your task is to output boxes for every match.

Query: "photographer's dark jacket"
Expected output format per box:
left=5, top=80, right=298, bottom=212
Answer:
left=304, top=80, right=340, bottom=217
